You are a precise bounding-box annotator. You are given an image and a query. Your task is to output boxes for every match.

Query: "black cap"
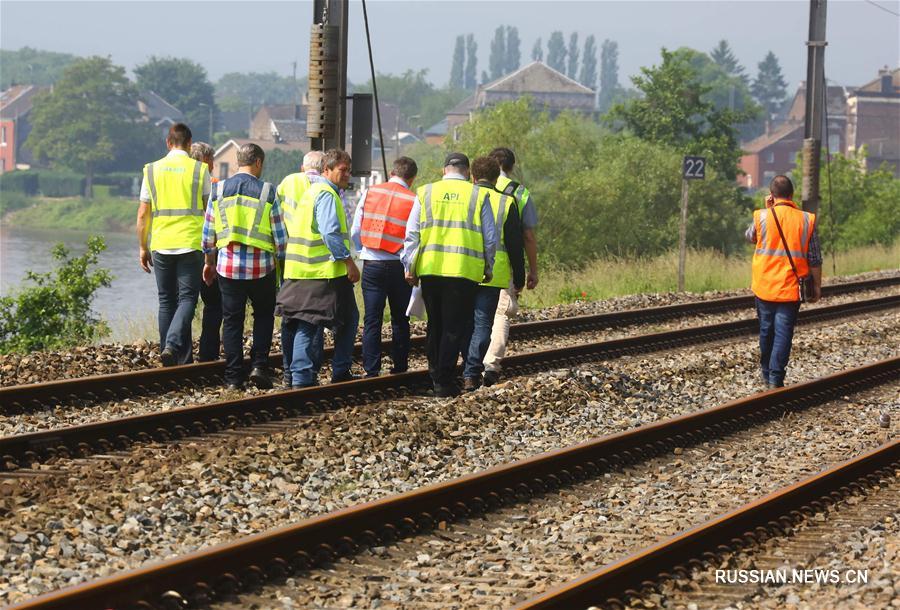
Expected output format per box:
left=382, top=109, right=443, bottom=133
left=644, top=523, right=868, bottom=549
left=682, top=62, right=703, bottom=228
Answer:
left=444, top=152, right=469, bottom=169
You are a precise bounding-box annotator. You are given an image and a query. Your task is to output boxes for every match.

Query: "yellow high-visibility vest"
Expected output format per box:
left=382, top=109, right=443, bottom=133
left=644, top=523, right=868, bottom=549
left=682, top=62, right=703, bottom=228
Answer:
left=144, top=154, right=207, bottom=251
left=480, top=187, right=513, bottom=289
left=277, top=172, right=312, bottom=226
left=211, top=180, right=275, bottom=252
left=415, top=179, right=486, bottom=283
left=495, top=174, right=529, bottom=217
left=283, top=182, right=350, bottom=279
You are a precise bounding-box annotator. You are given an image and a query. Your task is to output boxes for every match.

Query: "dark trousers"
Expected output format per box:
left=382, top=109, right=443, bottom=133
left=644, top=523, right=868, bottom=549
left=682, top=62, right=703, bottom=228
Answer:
left=152, top=251, right=203, bottom=364
left=198, top=277, right=223, bottom=362
left=420, top=275, right=478, bottom=391
left=219, top=273, right=276, bottom=384
left=462, top=286, right=501, bottom=379
left=361, top=260, right=412, bottom=376
left=755, top=297, right=801, bottom=386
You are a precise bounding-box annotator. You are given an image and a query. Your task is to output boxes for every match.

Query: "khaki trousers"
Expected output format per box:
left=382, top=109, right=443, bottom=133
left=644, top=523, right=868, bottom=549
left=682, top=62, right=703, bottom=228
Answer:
left=483, top=281, right=519, bottom=373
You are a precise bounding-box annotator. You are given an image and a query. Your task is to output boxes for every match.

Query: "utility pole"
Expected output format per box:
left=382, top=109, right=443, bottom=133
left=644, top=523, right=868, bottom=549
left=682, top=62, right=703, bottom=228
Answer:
left=309, top=0, right=349, bottom=152
left=802, top=0, right=827, bottom=216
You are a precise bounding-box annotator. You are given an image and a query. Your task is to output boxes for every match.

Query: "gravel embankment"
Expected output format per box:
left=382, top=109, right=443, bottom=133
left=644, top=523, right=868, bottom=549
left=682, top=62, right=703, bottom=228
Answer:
left=219, top=381, right=898, bottom=609
left=3, top=286, right=896, bottom=436
left=1, top=310, right=897, bottom=604
left=1, top=270, right=894, bottom=387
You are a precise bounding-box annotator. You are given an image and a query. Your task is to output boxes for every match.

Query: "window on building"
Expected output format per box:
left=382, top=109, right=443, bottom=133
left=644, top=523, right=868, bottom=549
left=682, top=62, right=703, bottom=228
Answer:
left=789, top=151, right=798, bottom=164
left=219, top=163, right=229, bottom=180
left=764, top=150, right=775, bottom=163
left=763, top=170, right=776, bottom=185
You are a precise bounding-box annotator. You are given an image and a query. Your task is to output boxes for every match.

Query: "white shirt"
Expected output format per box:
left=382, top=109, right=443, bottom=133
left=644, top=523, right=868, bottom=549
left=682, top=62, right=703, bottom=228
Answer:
left=350, top=176, right=420, bottom=261
left=139, top=148, right=212, bottom=255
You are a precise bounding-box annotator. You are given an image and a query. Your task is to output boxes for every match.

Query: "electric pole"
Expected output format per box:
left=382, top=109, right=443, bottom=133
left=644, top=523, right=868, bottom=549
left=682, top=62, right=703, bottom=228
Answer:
left=802, top=0, right=827, bottom=216
left=308, top=0, right=349, bottom=151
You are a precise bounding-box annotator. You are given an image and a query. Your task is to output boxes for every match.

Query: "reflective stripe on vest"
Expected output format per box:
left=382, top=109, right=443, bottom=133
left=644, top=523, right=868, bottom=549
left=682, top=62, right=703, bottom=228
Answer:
left=212, top=180, right=275, bottom=252
left=283, top=182, right=350, bottom=279
left=751, top=201, right=816, bottom=302
left=496, top=174, right=529, bottom=215
left=414, top=180, right=486, bottom=283
left=481, top=188, right=513, bottom=289
left=278, top=172, right=312, bottom=226
left=145, top=155, right=206, bottom=251
left=360, top=182, right=416, bottom=253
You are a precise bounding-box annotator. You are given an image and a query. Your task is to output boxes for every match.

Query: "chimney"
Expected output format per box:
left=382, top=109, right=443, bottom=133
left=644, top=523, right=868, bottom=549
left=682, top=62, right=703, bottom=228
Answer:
left=879, top=68, right=893, bottom=94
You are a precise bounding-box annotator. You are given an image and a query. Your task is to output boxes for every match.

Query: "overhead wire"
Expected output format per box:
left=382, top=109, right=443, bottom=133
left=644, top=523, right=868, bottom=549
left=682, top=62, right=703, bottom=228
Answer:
left=360, top=0, right=389, bottom=180
left=863, top=0, right=900, bottom=17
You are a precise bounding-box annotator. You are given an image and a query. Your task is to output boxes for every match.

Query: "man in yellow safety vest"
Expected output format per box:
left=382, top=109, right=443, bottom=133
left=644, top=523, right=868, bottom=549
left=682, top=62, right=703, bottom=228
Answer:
left=137, top=123, right=211, bottom=366
left=401, top=152, right=497, bottom=398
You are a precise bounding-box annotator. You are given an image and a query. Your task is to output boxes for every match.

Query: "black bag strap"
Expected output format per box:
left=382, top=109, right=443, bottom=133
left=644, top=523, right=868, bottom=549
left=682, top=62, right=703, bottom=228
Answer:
left=769, top=204, right=801, bottom=282
left=502, top=180, right=520, bottom=197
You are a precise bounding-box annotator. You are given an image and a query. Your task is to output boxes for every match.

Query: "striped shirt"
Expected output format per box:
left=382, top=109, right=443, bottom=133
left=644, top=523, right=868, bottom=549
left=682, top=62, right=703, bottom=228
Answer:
left=201, top=172, right=287, bottom=280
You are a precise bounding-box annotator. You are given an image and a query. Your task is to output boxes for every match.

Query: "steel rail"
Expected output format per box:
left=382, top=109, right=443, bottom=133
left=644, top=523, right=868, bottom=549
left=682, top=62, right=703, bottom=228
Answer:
left=2, top=276, right=896, bottom=412
left=8, top=356, right=898, bottom=610
left=2, top=294, right=898, bottom=471
left=514, top=439, right=899, bottom=610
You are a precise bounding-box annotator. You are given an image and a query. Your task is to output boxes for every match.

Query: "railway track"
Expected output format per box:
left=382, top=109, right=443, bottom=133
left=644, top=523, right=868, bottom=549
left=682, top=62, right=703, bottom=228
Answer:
left=2, top=293, right=897, bottom=471
left=2, top=276, right=896, bottom=412
left=8, top=356, right=897, bottom=610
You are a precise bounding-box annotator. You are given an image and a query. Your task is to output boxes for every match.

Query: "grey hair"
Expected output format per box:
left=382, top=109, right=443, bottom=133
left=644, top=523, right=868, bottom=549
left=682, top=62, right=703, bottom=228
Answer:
left=302, top=150, right=325, bottom=172
left=190, top=141, right=215, bottom=163
left=237, top=143, right=265, bottom=167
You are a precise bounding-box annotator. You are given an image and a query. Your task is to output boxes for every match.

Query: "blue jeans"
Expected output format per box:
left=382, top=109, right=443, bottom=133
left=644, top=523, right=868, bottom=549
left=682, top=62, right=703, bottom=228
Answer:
left=281, top=303, right=359, bottom=386
left=152, top=251, right=203, bottom=364
left=755, top=297, right=801, bottom=386
left=463, top=286, right=501, bottom=379
left=361, top=260, right=412, bottom=376
left=219, top=273, right=276, bottom=384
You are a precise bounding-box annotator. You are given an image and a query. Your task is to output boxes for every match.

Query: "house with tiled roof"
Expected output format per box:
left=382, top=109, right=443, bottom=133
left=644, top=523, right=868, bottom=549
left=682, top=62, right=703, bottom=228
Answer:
left=846, top=67, right=900, bottom=174
left=0, top=84, right=48, bottom=172
left=444, top=61, right=596, bottom=141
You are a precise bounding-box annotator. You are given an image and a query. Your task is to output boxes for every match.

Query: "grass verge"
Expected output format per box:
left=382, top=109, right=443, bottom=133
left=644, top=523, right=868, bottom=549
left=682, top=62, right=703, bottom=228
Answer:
left=2, top=189, right=135, bottom=232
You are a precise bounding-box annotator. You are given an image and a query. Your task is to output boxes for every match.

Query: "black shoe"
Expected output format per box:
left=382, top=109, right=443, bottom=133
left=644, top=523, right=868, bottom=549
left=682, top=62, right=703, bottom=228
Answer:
left=250, top=367, right=274, bottom=390
left=225, top=381, right=244, bottom=391
left=365, top=372, right=380, bottom=378
left=766, top=381, right=784, bottom=390
left=483, top=371, right=500, bottom=387
left=463, top=376, right=482, bottom=391
left=389, top=367, right=408, bottom=375
left=331, top=371, right=360, bottom=384
left=434, top=384, right=461, bottom=398
left=291, top=382, right=318, bottom=390
left=160, top=348, right=177, bottom=367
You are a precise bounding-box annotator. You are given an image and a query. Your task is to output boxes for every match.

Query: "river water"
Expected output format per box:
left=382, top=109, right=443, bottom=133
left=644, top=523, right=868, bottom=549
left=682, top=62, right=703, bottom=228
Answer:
left=0, top=226, right=159, bottom=341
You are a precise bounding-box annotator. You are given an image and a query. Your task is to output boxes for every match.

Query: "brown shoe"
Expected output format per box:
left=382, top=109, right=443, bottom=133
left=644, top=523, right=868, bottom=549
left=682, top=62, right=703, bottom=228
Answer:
left=463, top=376, right=482, bottom=391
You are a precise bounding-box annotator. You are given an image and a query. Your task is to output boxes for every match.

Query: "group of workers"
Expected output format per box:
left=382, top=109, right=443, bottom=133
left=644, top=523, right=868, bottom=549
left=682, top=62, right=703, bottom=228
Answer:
left=137, top=123, right=538, bottom=397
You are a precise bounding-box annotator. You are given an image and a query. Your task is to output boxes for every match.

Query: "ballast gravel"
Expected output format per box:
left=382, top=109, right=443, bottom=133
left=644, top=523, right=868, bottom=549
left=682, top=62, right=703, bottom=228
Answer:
left=0, top=309, right=897, bottom=604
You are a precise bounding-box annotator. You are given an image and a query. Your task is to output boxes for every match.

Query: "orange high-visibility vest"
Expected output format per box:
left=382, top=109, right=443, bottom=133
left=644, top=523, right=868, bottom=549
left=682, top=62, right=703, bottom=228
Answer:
left=359, top=181, right=416, bottom=254
left=751, top=200, right=816, bottom=302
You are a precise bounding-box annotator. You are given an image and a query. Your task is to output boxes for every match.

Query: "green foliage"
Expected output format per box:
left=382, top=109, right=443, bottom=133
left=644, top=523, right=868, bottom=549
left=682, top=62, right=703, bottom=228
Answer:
left=579, top=35, right=598, bottom=89
left=0, top=236, right=112, bottom=353
left=598, top=39, right=622, bottom=112
left=752, top=51, right=789, bottom=122
left=356, top=70, right=468, bottom=133
left=0, top=47, right=78, bottom=88
left=261, top=149, right=303, bottom=185
left=567, top=32, right=580, bottom=80
left=505, top=27, right=521, bottom=74
left=215, top=71, right=305, bottom=113
left=0, top=170, right=39, bottom=196
left=450, top=36, right=465, bottom=89
left=134, top=56, right=217, bottom=142
left=709, top=40, right=747, bottom=83
left=532, top=38, right=543, bottom=62
left=547, top=32, right=566, bottom=73
left=26, top=57, right=149, bottom=195
left=489, top=26, right=507, bottom=81
left=0, top=191, right=31, bottom=216
left=34, top=170, right=84, bottom=197
left=608, top=48, right=754, bottom=180
left=4, top=195, right=136, bottom=232
left=452, top=98, right=751, bottom=265
left=793, top=149, right=900, bottom=250
left=464, top=34, right=478, bottom=90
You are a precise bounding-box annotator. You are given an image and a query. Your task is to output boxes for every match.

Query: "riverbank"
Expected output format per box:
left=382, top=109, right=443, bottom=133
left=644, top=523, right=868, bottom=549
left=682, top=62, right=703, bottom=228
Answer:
left=1, top=190, right=135, bottom=232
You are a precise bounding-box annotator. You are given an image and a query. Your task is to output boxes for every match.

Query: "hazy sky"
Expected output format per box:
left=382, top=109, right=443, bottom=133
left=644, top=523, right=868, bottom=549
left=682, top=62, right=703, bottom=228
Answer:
left=2, top=0, right=898, bottom=91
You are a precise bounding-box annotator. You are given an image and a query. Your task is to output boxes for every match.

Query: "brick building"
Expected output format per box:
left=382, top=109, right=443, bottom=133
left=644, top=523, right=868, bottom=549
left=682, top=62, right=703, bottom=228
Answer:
left=0, top=84, right=47, bottom=173
left=846, top=67, right=900, bottom=175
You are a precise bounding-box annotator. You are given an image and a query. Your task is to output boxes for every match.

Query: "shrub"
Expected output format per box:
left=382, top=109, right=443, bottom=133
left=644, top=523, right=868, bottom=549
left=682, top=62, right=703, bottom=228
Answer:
left=0, top=236, right=112, bottom=353
left=35, top=170, right=85, bottom=197
left=0, top=191, right=32, bottom=216
left=95, top=172, right=139, bottom=197
left=0, top=170, right=39, bottom=195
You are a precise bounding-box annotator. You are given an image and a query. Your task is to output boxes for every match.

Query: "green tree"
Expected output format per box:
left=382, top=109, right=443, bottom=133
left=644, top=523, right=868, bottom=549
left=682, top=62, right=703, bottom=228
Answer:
left=0, top=236, right=112, bottom=353
left=505, top=27, right=521, bottom=73
left=450, top=36, right=465, bottom=89
left=597, top=39, right=621, bottom=112
left=0, top=47, right=78, bottom=89
left=532, top=38, right=543, bottom=62
left=261, top=148, right=303, bottom=185
left=547, top=31, right=566, bottom=73
left=27, top=57, right=148, bottom=197
left=752, top=51, right=788, bottom=124
left=134, top=56, right=217, bottom=142
left=464, top=34, right=478, bottom=90
left=709, top=40, right=747, bottom=83
left=215, top=71, right=305, bottom=113
left=567, top=32, right=580, bottom=80
left=579, top=35, right=598, bottom=89
left=609, top=48, right=751, bottom=179
left=356, top=70, right=468, bottom=133
left=489, top=26, right=507, bottom=80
